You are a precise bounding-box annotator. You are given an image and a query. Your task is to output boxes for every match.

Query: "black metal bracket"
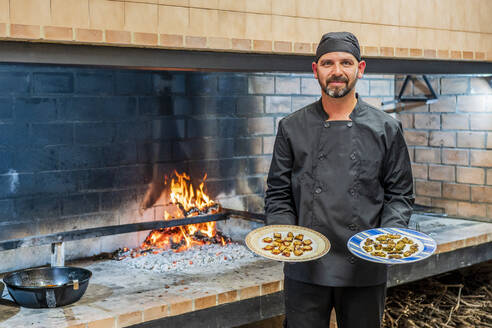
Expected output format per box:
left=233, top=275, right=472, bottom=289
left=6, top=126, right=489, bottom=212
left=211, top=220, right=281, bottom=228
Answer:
left=382, top=75, right=439, bottom=107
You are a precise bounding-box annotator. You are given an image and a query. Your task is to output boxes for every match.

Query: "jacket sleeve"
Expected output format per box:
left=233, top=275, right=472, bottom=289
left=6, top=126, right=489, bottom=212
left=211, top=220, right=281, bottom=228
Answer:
left=264, top=120, right=297, bottom=225
left=380, top=122, right=414, bottom=228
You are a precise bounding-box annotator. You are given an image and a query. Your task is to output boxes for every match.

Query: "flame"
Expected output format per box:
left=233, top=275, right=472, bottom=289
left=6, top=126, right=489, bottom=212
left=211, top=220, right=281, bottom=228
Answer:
left=170, top=172, right=214, bottom=212
left=134, top=171, right=229, bottom=256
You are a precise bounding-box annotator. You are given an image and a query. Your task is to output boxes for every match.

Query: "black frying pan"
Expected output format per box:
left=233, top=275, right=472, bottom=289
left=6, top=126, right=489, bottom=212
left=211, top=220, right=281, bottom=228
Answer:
left=2, top=267, right=92, bottom=308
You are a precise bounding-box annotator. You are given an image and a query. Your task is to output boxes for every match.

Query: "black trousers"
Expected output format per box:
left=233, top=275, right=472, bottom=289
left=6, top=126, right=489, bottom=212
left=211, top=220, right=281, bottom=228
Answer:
left=283, top=277, right=386, bottom=328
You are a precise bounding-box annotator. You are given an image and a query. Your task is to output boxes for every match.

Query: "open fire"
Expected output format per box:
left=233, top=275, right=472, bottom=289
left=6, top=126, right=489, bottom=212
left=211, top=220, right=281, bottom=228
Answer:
left=115, top=171, right=231, bottom=259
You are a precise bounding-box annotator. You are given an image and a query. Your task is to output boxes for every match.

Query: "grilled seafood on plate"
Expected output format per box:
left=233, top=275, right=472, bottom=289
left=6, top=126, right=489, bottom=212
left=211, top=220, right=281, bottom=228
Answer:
left=362, top=233, right=420, bottom=259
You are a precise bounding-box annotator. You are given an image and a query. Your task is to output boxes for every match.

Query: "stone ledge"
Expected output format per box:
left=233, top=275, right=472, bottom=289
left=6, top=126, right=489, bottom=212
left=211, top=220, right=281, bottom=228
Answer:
left=0, top=215, right=491, bottom=328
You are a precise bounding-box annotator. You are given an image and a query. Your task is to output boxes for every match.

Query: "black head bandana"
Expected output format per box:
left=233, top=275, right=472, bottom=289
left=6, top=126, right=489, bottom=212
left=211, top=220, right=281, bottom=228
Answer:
left=315, top=32, right=361, bottom=62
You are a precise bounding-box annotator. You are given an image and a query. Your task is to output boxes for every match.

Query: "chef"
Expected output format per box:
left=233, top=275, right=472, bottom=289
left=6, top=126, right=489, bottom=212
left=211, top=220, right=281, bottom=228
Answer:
left=264, top=32, right=414, bottom=328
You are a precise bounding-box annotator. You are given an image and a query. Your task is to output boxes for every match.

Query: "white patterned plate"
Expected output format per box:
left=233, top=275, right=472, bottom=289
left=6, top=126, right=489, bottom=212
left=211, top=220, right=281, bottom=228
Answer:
left=245, top=225, right=330, bottom=262
left=347, top=227, right=437, bottom=264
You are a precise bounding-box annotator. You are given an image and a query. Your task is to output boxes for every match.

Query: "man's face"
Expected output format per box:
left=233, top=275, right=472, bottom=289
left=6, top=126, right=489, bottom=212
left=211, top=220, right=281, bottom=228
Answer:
left=312, top=52, right=366, bottom=98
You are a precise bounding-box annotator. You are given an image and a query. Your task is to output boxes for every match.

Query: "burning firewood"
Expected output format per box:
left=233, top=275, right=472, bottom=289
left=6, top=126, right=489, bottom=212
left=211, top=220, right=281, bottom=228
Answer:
left=114, top=171, right=232, bottom=260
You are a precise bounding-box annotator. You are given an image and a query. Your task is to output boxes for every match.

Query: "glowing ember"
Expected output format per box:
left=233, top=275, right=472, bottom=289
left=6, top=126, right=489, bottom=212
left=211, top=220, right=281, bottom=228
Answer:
left=117, top=171, right=230, bottom=259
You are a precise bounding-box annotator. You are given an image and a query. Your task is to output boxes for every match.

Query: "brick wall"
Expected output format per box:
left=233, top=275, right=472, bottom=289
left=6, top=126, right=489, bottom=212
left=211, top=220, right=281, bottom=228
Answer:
left=397, top=75, right=492, bottom=221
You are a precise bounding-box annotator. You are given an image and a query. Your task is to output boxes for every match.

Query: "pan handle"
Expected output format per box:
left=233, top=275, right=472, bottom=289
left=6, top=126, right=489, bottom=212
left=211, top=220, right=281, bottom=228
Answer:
left=46, top=289, right=57, bottom=308
left=73, top=280, right=79, bottom=290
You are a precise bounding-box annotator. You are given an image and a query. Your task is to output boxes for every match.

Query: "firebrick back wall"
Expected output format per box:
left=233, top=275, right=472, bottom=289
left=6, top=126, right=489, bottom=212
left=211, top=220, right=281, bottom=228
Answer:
left=0, top=64, right=393, bottom=245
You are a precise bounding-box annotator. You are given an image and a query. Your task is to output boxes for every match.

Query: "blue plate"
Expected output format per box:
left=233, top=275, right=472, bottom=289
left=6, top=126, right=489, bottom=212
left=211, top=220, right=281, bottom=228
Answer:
left=347, top=227, right=437, bottom=264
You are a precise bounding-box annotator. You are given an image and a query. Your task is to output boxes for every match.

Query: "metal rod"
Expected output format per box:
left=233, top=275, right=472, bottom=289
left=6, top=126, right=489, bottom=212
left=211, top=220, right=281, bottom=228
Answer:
left=50, top=242, right=65, bottom=267
left=222, top=208, right=266, bottom=221
left=0, top=212, right=228, bottom=251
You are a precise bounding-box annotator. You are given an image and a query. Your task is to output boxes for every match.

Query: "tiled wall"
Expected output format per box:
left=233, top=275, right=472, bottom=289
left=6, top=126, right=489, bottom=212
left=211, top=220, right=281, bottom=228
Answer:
left=397, top=75, right=492, bottom=221
left=0, top=0, right=490, bottom=61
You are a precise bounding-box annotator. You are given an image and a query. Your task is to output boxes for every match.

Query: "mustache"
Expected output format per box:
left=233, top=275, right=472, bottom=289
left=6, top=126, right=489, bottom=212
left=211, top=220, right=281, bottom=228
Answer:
left=326, top=76, right=348, bottom=83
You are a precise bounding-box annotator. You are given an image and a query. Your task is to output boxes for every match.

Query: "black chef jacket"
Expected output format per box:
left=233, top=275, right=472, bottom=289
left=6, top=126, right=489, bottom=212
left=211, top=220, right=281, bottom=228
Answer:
left=265, top=97, right=414, bottom=287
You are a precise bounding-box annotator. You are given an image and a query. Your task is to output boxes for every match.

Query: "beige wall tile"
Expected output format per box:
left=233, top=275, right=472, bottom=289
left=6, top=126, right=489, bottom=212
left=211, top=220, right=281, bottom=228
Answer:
left=464, top=0, right=480, bottom=32
left=272, top=15, right=296, bottom=42
left=76, top=28, right=103, bottom=42
left=0, top=0, right=9, bottom=23
left=416, top=28, right=436, bottom=50
left=450, top=31, right=466, bottom=51
left=186, top=35, right=206, bottom=47
left=44, top=26, right=73, bottom=40
left=125, top=2, right=158, bottom=33
left=208, top=36, right=230, bottom=48
left=10, top=23, right=40, bottom=39
left=245, top=0, right=271, bottom=14
left=399, top=0, right=417, bottom=27
left=435, top=29, right=450, bottom=51
left=361, top=0, right=382, bottom=24
left=158, top=5, right=188, bottom=34
left=272, top=0, right=295, bottom=16
left=52, top=0, right=89, bottom=28
left=217, top=10, right=246, bottom=38
left=294, top=17, right=319, bottom=43
left=465, top=32, right=480, bottom=52
left=189, top=0, right=218, bottom=9
left=253, top=39, right=272, bottom=51
left=416, top=0, right=436, bottom=28
left=296, top=0, right=319, bottom=18
left=358, top=23, right=381, bottom=48
left=486, top=34, right=492, bottom=52
left=0, top=23, right=6, bottom=36
left=10, top=0, right=51, bottom=25
left=231, top=38, right=251, bottom=50
left=337, top=22, right=361, bottom=41
left=106, top=30, right=131, bottom=43
left=339, top=0, right=361, bottom=22
left=318, top=19, right=339, bottom=36
left=318, top=0, right=342, bottom=20
left=398, top=26, right=418, bottom=48
left=245, top=13, right=271, bottom=40
left=188, top=8, right=218, bottom=36
left=449, top=0, right=466, bottom=30
left=294, top=42, right=312, bottom=53
left=380, top=25, right=399, bottom=48
left=479, top=0, right=492, bottom=33
left=218, top=0, right=245, bottom=11
left=434, top=0, right=450, bottom=29
left=160, top=33, right=183, bottom=46
left=159, top=0, right=189, bottom=5
left=131, top=0, right=158, bottom=3
left=274, top=40, right=291, bottom=52
left=134, top=32, right=158, bottom=45
left=380, top=0, right=399, bottom=25
left=89, top=0, right=124, bottom=30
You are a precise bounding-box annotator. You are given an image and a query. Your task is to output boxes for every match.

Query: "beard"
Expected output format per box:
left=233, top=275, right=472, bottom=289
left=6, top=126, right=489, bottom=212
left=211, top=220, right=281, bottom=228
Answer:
left=320, top=68, right=358, bottom=98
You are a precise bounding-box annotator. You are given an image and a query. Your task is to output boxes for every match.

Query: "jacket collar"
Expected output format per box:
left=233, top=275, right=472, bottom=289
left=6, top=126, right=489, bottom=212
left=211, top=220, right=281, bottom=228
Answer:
left=316, top=93, right=362, bottom=121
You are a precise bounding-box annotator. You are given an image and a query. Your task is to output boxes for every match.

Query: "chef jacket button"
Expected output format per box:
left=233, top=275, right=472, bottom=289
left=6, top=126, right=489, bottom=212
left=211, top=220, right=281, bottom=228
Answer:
left=348, top=223, right=358, bottom=231
left=349, top=189, right=355, bottom=196
left=315, top=187, right=322, bottom=194
left=347, top=122, right=353, bottom=127
left=318, top=153, right=326, bottom=160
left=347, top=256, right=356, bottom=264
left=350, top=153, right=356, bottom=160
left=324, top=122, right=330, bottom=128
